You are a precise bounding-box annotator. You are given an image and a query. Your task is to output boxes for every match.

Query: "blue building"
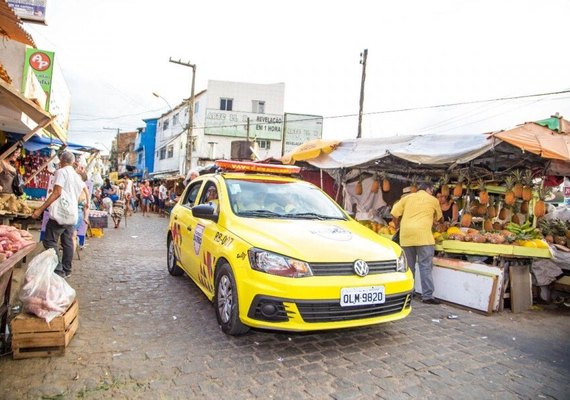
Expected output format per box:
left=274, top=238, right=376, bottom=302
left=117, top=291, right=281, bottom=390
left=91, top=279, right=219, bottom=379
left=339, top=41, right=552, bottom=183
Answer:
left=135, top=118, right=157, bottom=179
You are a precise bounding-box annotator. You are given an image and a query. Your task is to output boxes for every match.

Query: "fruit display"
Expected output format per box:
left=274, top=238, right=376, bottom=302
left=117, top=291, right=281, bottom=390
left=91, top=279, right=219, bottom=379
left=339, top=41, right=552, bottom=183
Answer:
left=538, top=219, right=570, bottom=247
left=359, top=221, right=397, bottom=236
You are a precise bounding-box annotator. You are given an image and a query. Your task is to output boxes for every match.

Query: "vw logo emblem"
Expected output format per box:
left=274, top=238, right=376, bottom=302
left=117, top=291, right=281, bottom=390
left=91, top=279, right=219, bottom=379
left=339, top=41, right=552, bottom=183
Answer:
left=353, top=259, right=369, bottom=277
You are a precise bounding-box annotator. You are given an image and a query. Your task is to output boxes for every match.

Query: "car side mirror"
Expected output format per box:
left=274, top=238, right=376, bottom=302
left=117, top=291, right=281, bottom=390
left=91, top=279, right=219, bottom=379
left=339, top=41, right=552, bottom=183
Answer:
left=191, top=204, right=219, bottom=222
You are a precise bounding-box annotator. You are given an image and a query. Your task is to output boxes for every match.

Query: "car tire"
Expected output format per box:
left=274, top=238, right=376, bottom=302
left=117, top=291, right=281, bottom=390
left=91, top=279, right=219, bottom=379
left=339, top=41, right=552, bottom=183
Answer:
left=214, top=262, right=249, bottom=336
left=167, top=235, right=184, bottom=276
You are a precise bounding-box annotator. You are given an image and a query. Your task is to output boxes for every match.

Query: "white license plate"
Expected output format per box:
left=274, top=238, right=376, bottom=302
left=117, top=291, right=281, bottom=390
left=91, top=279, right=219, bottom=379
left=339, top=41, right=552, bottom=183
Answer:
left=340, top=286, right=385, bottom=307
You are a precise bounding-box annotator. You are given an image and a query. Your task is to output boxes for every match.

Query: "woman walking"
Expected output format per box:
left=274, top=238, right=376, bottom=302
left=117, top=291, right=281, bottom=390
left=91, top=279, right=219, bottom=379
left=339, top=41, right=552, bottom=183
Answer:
left=140, top=180, right=152, bottom=217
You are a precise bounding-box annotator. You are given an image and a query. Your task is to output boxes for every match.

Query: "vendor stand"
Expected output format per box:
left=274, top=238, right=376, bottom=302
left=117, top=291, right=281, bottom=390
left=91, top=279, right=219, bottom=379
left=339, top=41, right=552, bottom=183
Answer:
left=283, top=115, right=570, bottom=313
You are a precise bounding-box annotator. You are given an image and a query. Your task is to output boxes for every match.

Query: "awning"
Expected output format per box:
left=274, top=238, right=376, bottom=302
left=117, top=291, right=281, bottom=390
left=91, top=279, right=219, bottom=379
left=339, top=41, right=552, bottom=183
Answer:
left=5, top=132, right=96, bottom=152
left=0, top=79, right=67, bottom=143
left=281, top=139, right=340, bottom=164
left=0, top=0, right=35, bottom=47
left=302, top=133, right=496, bottom=169
left=493, top=120, right=570, bottom=161
left=149, top=169, right=180, bottom=179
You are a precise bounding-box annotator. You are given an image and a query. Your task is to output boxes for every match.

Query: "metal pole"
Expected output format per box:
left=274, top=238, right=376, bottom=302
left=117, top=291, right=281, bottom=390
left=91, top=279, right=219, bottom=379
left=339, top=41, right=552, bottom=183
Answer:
left=357, top=49, right=368, bottom=139
left=169, top=58, right=196, bottom=174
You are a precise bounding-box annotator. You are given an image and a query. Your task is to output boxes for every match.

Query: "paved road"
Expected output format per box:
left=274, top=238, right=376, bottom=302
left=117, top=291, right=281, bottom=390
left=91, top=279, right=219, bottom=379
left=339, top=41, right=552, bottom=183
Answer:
left=0, top=213, right=569, bottom=399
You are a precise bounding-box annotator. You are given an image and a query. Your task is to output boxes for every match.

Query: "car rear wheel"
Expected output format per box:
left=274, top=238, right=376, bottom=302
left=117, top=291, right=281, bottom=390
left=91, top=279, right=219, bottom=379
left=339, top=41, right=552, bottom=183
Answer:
left=167, top=235, right=184, bottom=276
left=214, top=262, right=249, bottom=336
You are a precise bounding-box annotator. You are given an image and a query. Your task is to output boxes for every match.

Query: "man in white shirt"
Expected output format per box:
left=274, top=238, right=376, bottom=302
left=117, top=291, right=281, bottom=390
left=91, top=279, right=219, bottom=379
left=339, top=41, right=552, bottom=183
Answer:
left=123, top=174, right=134, bottom=216
left=158, top=180, right=168, bottom=217
left=32, top=151, right=85, bottom=278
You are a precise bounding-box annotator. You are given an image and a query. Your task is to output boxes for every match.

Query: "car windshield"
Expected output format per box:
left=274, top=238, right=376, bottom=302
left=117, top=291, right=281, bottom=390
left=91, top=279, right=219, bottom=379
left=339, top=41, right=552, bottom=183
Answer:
left=225, top=179, right=347, bottom=220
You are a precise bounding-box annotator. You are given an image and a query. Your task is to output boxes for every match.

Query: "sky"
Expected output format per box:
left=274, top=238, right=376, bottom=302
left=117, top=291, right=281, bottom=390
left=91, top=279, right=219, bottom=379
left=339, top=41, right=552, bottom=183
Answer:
left=23, top=0, right=570, bottom=153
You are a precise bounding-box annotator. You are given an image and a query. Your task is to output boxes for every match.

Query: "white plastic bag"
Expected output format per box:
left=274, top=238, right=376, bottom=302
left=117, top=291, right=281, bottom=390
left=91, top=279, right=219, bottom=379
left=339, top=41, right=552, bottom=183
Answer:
left=50, top=188, right=78, bottom=225
left=19, top=249, right=76, bottom=323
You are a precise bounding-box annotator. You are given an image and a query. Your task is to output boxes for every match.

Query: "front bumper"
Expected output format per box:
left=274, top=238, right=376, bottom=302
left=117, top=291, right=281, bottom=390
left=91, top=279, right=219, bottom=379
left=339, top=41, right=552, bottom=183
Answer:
left=244, top=291, right=413, bottom=332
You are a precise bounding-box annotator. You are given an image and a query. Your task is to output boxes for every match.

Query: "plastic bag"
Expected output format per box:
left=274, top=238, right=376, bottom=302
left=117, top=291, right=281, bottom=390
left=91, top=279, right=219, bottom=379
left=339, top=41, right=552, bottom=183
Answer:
left=19, top=249, right=76, bottom=323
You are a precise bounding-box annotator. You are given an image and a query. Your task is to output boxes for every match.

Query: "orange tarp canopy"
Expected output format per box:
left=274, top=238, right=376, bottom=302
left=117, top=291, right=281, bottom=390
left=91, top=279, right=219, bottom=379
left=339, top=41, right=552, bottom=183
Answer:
left=493, top=121, right=570, bottom=162
left=281, top=139, right=340, bottom=165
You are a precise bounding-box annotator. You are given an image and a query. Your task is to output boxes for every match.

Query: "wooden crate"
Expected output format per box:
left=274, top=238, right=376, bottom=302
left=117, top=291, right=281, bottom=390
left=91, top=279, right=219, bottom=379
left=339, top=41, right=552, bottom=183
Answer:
left=10, top=300, right=79, bottom=359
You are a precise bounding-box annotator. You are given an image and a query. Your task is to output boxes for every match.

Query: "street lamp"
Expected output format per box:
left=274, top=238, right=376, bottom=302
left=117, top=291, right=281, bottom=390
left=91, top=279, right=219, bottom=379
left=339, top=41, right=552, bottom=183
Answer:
left=152, top=92, right=172, bottom=111
left=169, top=57, right=196, bottom=174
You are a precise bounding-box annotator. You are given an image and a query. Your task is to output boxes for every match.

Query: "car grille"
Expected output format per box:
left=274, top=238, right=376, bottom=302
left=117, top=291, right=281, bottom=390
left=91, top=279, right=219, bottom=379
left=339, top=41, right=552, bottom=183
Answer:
left=296, top=292, right=410, bottom=323
left=310, top=260, right=398, bottom=276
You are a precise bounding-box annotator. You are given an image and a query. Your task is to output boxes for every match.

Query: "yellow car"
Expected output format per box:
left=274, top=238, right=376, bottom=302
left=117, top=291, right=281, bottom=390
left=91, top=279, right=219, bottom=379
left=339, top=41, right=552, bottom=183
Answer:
left=167, top=161, right=413, bottom=335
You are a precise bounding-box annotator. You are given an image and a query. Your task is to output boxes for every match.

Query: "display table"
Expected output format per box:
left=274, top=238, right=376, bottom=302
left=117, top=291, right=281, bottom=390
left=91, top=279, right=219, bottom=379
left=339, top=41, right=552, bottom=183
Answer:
left=436, top=240, right=551, bottom=259
left=0, top=243, right=38, bottom=350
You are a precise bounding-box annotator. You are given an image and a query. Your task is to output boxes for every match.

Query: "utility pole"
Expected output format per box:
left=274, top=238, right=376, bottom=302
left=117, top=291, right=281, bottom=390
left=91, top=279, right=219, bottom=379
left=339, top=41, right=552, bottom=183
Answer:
left=169, top=57, right=196, bottom=174
left=357, top=49, right=368, bottom=139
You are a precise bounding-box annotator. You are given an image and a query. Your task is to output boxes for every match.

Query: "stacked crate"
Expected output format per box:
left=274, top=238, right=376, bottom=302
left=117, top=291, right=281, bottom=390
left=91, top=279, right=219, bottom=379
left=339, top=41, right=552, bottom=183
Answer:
left=10, top=300, right=78, bottom=359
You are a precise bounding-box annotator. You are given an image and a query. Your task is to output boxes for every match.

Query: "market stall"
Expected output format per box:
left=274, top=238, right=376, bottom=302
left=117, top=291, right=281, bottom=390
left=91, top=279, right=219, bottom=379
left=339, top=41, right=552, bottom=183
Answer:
left=283, top=116, right=570, bottom=313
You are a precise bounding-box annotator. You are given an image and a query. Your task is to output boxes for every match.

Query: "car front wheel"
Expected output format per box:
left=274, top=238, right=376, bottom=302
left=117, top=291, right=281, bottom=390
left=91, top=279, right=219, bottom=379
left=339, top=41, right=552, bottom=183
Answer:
left=214, top=262, right=249, bottom=336
left=167, top=235, right=184, bottom=276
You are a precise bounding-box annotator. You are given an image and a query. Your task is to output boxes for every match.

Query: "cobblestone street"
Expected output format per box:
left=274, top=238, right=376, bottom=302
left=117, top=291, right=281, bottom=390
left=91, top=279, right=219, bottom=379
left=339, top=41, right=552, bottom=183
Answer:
left=0, top=213, right=569, bottom=399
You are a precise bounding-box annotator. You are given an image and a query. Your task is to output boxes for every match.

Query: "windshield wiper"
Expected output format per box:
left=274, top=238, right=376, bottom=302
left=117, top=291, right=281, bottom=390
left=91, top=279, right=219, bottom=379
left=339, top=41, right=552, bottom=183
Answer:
left=238, top=209, right=284, bottom=218
left=282, top=212, right=343, bottom=220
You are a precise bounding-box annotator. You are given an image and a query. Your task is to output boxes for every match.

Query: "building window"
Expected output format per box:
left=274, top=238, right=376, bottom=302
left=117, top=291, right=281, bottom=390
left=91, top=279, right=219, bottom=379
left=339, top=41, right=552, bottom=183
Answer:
left=163, top=118, right=170, bottom=130
left=258, top=140, right=271, bottom=150
left=252, top=100, right=265, bottom=114
left=220, top=98, right=233, bottom=111
left=173, top=113, right=179, bottom=127
left=160, top=147, right=166, bottom=160
left=167, top=145, right=174, bottom=158
left=194, top=101, right=200, bottom=114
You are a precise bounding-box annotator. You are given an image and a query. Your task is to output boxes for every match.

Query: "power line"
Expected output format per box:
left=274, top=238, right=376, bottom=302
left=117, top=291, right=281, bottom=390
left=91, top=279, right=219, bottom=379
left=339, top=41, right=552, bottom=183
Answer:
left=67, top=88, right=570, bottom=134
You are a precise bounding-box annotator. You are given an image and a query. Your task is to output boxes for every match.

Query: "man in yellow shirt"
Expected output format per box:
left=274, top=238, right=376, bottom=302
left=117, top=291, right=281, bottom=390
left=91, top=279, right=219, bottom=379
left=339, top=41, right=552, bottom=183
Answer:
left=391, top=183, right=443, bottom=304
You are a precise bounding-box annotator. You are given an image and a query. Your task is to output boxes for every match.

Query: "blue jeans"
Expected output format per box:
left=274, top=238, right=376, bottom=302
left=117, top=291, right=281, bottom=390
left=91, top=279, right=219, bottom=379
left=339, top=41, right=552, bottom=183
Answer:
left=403, top=245, right=435, bottom=300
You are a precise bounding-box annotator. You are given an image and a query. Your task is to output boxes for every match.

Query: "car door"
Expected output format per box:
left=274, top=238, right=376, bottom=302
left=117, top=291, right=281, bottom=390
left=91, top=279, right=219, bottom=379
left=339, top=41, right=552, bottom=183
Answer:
left=188, top=180, right=222, bottom=297
left=175, top=180, right=203, bottom=279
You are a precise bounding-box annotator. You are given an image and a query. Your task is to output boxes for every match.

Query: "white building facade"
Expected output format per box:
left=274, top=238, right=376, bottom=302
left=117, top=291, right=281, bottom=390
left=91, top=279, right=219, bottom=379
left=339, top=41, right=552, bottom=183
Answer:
left=152, top=80, right=285, bottom=176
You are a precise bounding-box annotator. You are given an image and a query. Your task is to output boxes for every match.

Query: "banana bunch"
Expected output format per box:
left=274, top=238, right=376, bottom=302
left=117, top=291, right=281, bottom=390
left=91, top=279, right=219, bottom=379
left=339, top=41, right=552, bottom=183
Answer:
left=507, top=221, right=542, bottom=240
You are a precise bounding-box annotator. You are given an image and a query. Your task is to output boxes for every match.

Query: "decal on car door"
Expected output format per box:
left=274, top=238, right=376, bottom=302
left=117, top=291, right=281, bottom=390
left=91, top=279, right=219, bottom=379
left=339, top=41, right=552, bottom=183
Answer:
left=198, top=250, right=215, bottom=293
left=193, top=224, right=205, bottom=255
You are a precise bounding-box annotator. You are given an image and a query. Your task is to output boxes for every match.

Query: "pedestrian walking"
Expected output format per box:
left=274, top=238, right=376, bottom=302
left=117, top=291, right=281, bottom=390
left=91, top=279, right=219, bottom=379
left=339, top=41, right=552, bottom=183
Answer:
left=158, top=180, right=167, bottom=216
left=391, top=182, right=443, bottom=304
left=140, top=180, right=152, bottom=217
left=32, top=151, right=85, bottom=278
left=124, top=174, right=134, bottom=216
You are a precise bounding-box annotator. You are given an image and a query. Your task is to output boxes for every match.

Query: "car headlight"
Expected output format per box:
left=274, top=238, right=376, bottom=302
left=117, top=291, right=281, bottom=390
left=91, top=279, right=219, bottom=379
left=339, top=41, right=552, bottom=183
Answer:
left=248, top=248, right=312, bottom=278
left=396, top=251, right=407, bottom=273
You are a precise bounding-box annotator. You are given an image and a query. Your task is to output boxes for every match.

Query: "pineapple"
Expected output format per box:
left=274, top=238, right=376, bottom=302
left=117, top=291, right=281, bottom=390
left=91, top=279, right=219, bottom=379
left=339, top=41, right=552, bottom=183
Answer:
left=380, top=171, right=390, bottom=192
left=487, top=196, right=497, bottom=219
left=478, top=178, right=489, bottom=205
left=520, top=200, right=529, bottom=214
left=440, top=174, right=450, bottom=197
left=355, top=174, right=363, bottom=195
left=460, top=196, right=472, bottom=227
left=533, top=186, right=550, bottom=218
left=503, top=176, right=516, bottom=206
left=453, top=173, right=465, bottom=198
left=512, top=170, right=523, bottom=199
left=371, top=173, right=379, bottom=193
left=522, top=170, right=534, bottom=201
